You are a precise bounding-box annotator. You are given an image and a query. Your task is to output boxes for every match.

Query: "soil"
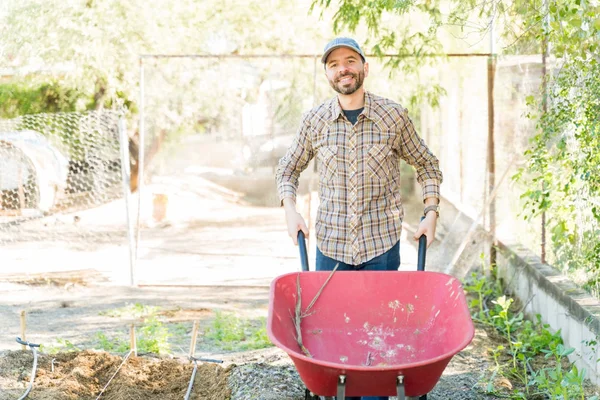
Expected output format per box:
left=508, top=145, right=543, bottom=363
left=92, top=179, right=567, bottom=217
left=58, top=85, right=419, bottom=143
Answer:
left=0, top=350, right=231, bottom=400
left=0, top=324, right=496, bottom=400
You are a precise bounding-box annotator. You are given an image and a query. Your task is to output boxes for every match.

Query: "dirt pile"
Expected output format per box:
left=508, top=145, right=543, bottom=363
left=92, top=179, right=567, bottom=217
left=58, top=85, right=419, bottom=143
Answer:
left=0, top=350, right=232, bottom=400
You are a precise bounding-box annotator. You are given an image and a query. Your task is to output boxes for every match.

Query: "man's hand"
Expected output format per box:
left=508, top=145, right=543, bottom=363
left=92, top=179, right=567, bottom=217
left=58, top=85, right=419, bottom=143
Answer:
left=413, top=212, right=437, bottom=248
left=283, top=198, right=309, bottom=245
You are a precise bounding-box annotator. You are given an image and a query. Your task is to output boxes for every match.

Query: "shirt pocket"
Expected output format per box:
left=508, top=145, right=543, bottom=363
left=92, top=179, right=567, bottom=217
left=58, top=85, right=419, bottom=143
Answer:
left=318, top=145, right=338, bottom=183
left=366, top=144, right=392, bottom=183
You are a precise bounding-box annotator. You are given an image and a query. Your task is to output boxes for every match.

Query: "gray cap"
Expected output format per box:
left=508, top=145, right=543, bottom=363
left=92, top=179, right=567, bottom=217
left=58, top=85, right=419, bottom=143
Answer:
left=321, top=37, right=366, bottom=64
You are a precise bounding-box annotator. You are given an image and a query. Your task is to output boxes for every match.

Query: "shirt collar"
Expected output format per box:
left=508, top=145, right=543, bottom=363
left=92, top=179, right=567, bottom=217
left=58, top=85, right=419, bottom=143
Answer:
left=328, top=91, right=380, bottom=123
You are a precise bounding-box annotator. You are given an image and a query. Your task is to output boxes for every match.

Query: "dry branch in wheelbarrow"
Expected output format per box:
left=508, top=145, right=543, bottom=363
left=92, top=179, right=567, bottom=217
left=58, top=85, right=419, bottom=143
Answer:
left=293, top=264, right=339, bottom=358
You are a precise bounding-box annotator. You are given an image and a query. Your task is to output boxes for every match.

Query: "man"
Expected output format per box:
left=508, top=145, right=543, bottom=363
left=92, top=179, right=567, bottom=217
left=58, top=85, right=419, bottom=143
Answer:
left=275, top=37, right=442, bottom=399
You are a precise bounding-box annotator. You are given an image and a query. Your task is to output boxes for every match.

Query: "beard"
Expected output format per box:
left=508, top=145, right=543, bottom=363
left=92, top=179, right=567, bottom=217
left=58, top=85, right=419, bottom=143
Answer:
left=328, top=69, right=365, bottom=95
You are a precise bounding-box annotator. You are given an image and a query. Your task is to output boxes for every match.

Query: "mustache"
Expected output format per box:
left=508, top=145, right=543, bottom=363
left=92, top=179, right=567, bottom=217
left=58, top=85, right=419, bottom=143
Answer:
left=335, top=72, right=357, bottom=82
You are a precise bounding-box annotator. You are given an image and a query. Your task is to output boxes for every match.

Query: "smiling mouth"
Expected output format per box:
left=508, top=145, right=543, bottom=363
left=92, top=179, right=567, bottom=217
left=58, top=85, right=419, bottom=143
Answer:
left=338, top=75, right=354, bottom=84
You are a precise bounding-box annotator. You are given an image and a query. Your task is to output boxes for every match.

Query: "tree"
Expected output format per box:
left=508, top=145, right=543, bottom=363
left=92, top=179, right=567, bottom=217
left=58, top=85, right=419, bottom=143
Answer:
left=0, top=0, right=336, bottom=190
left=310, top=0, right=600, bottom=286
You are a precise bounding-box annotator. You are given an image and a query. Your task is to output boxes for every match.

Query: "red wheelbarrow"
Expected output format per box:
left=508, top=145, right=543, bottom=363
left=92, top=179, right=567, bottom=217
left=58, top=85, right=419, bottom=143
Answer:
left=267, top=232, right=475, bottom=399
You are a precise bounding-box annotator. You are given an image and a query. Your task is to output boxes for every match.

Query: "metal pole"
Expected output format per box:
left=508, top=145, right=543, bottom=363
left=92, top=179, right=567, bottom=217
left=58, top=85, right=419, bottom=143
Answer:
left=118, top=116, right=135, bottom=286
left=487, top=7, right=497, bottom=267
left=184, top=360, right=199, bottom=400
left=135, top=56, right=145, bottom=286
left=541, top=0, right=549, bottom=264
left=139, top=53, right=491, bottom=60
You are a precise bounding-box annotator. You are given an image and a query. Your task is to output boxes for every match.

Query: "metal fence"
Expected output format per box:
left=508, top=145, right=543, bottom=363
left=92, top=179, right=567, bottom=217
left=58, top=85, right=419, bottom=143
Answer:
left=0, top=54, right=546, bottom=286
left=421, top=54, right=546, bottom=274
left=0, top=110, right=132, bottom=283
left=133, top=53, right=545, bottom=285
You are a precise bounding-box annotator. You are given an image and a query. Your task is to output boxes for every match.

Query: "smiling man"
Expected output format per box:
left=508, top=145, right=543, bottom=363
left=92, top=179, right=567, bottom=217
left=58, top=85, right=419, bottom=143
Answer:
left=277, top=35, right=442, bottom=263
left=277, top=35, right=442, bottom=274
left=276, top=40, right=442, bottom=398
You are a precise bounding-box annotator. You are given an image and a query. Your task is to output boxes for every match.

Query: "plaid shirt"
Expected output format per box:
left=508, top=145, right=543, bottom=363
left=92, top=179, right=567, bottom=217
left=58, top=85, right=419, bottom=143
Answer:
left=276, top=91, right=443, bottom=265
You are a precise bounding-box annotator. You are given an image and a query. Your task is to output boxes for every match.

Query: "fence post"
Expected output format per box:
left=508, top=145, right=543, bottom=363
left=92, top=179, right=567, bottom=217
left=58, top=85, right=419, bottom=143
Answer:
left=487, top=10, right=497, bottom=267
left=119, top=115, right=136, bottom=286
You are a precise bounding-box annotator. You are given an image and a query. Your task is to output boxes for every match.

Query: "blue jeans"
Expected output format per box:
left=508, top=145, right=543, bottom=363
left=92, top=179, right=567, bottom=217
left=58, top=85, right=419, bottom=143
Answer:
left=316, top=241, right=400, bottom=272
left=315, top=241, right=400, bottom=400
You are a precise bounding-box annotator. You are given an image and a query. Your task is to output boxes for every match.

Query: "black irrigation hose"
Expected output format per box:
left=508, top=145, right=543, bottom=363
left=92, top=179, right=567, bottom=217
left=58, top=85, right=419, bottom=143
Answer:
left=15, top=337, right=41, bottom=400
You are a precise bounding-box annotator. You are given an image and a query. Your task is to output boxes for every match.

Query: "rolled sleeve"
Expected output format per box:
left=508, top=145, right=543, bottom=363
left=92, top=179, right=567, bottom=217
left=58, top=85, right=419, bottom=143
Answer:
left=278, top=182, right=297, bottom=204
left=421, top=178, right=441, bottom=203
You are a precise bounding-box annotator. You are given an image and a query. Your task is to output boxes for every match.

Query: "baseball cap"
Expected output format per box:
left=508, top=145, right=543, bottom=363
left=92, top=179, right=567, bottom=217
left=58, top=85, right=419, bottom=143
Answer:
left=321, top=37, right=366, bottom=64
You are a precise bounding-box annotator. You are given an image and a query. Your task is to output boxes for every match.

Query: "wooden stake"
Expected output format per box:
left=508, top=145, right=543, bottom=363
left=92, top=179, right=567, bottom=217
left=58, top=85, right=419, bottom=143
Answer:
left=189, top=320, right=199, bottom=358
left=20, top=310, right=26, bottom=350
left=129, top=324, right=137, bottom=356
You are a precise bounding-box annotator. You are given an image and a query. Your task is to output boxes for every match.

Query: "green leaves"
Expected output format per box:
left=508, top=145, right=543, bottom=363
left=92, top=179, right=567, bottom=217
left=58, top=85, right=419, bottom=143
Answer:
left=464, top=271, right=589, bottom=398
left=518, top=57, right=600, bottom=285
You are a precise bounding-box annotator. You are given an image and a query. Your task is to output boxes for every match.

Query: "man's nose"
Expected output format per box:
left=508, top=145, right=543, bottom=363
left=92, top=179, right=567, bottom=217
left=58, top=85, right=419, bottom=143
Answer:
left=338, top=64, right=351, bottom=74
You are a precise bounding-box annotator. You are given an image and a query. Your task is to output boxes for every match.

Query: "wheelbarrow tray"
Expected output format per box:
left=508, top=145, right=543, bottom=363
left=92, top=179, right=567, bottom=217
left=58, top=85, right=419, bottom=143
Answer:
left=267, top=271, right=474, bottom=397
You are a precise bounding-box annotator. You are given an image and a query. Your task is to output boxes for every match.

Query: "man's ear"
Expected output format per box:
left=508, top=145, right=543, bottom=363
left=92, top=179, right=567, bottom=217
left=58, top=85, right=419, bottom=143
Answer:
left=364, top=62, right=369, bottom=78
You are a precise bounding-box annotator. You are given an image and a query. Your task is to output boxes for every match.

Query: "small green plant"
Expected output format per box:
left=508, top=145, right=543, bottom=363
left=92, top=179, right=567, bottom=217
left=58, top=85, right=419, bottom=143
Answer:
left=40, top=338, right=81, bottom=354
left=203, top=311, right=271, bottom=351
left=95, top=332, right=129, bottom=353
left=137, top=316, right=172, bottom=354
left=532, top=344, right=595, bottom=400
left=95, top=303, right=178, bottom=355
left=464, top=255, right=501, bottom=323
left=99, top=303, right=161, bottom=319
left=464, top=268, right=597, bottom=399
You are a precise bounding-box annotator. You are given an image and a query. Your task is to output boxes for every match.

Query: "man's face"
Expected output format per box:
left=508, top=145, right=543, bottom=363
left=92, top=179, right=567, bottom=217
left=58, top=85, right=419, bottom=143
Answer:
left=324, top=47, right=369, bottom=95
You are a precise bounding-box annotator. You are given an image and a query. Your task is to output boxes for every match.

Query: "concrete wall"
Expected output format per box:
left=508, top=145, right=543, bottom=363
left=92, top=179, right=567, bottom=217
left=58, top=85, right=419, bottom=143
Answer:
left=435, top=194, right=600, bottom=383
left=496, top=240, right=600, bottom=384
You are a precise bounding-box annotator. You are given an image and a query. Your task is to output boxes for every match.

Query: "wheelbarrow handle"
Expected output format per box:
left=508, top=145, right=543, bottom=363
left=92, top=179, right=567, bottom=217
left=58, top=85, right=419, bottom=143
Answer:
left=417, top=234, right=427, bottom=271
left=297, top=231, right=309, bottom=272
left=417, top=216, right=427, bottom=272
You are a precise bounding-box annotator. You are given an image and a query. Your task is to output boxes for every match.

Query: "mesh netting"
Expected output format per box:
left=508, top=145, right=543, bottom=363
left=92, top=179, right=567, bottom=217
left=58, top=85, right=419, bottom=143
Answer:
left=0, top=110, right=127, bottom=250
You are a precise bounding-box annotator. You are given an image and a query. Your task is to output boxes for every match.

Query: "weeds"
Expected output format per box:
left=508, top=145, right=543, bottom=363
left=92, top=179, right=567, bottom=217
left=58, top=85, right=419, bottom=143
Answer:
left=94, top=303, right=174, bottom=355
left=464, top=267, right=597, bottom=399
left=40, top=338, right=80, bottom=354
left=203, top=311, right=271, bottom=351
left=94, top=304, right=271, bottom=355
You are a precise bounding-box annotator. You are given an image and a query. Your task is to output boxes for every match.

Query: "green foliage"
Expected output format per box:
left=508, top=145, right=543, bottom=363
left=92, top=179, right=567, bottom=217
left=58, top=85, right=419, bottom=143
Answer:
left=310, top=0, right=447, bottom=106
left=97, top=303, right=173, bottom=354
left=99, top=303, right=162, bottom=319
left=95, top=332, right=130, bottom=353
left=203, top=311, right=271, bottom=352
left=136, top=316, right=172, bottom=354
left=40, top=338, right=81, bottom=354
left=313, top=0, right=599, bottom=291
left=1, top=0, right=332, bottom=131
left=516, top=52, right=600, bottom=288
left=464, top=270, right=591, bottom=399
left=533, top=344, right=591, bottom=400
left=0, top=81, right=92, bottom=118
